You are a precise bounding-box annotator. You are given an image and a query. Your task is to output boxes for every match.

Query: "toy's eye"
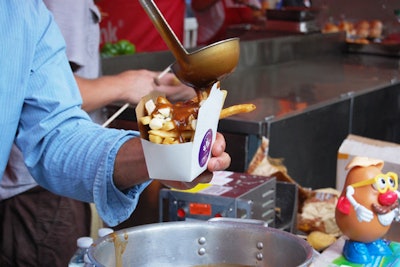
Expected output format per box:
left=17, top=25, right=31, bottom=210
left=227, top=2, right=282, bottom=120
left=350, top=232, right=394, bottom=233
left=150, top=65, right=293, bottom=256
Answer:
left=388, top=177, right=396, bottom=188
left=373, top=176, right=387, bottom=191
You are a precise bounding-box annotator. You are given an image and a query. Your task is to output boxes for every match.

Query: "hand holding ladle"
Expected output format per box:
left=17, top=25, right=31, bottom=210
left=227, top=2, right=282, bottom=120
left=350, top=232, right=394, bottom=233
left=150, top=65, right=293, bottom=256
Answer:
left=139, top=0, right=240, bottom=90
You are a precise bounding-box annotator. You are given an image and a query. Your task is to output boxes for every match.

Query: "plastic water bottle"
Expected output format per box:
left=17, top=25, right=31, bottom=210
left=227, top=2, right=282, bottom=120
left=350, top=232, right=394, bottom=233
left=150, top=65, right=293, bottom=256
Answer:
left=68, top=236, right=93, bottom=267
left=83, top=252, right=94, bottom=267
left=97, top=227, right=114, bottom=238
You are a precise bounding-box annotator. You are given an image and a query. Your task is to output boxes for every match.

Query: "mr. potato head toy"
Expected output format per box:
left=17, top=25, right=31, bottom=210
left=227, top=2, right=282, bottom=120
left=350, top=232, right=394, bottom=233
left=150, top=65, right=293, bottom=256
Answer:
left=335, top=156, right=400, bottom=264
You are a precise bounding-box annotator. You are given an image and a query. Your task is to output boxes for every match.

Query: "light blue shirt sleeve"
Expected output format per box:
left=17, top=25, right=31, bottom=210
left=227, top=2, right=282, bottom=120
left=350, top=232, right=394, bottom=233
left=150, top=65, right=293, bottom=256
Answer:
left=0, top=0, right=149, bottom=226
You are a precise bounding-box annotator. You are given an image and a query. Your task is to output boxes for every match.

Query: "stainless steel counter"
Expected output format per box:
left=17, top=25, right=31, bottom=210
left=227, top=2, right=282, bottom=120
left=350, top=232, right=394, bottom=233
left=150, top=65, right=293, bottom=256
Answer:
left=222, top=55, right=400, bottom=122
left=103, top=32, right=400, bottom=191
left=218, top=40, right=400, bottom=189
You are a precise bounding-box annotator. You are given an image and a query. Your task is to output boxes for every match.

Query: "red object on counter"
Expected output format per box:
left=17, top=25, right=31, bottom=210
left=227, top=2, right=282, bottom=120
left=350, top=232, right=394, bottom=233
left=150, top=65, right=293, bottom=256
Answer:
left=383, top=33, right=400, bottom=44
left=177, top=208, right=186, bottom=218
left=189, top=203, right=212, bottom=216
left=97, top=0, right=185, bottom=52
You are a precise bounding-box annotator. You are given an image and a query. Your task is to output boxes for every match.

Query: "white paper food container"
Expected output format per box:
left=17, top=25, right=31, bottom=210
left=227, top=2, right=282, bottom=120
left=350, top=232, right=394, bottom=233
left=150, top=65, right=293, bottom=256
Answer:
left=135, top=83, right=224, bottom=182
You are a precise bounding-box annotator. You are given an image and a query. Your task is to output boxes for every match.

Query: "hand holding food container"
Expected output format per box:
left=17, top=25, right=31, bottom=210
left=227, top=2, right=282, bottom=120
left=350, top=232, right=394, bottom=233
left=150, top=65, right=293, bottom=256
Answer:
left=136, top=82, right=255, bottom=182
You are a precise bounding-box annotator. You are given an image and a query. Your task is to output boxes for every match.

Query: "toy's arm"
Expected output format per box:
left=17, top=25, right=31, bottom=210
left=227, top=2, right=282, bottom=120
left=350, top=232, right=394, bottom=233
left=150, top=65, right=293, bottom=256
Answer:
left=395, top=207, right=400, bottom=222
left=395, top=191, right=400, bottom=222
left=346, top=186, right=374, bottom=222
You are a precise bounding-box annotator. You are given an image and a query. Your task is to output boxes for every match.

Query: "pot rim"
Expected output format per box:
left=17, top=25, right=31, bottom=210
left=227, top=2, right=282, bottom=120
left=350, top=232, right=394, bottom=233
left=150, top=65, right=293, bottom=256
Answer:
left=88, top=219, right=314, bottom=267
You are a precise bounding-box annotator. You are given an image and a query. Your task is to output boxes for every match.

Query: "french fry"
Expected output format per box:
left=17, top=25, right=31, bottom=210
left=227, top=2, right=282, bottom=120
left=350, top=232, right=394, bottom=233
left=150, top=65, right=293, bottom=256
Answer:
left=180, top=131, right=194, bottom=140
left=149, top=134, right=163, bottom=144
left=161, top=121, right=175, bottom=131
left=162, top=137, right=178, bottom=144
left=220, top=103, right=256, bottom=119
left=156, top=96, right=171, bottom=105
left=148, top=129, right=179, bottom=139
left=148, top=129, right=194, bottom=144
left=139, top=115, right=151, bottom=125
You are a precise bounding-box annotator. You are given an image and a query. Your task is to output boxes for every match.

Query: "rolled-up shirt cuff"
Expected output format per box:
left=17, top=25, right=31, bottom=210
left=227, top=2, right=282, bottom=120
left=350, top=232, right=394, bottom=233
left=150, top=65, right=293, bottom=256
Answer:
left=96, top=131, right=151, bottom=226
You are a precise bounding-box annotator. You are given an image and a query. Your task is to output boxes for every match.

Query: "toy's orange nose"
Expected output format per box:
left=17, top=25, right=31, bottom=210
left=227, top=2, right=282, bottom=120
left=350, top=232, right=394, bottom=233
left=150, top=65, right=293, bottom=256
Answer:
left=378, top=191, right=398, bottom=206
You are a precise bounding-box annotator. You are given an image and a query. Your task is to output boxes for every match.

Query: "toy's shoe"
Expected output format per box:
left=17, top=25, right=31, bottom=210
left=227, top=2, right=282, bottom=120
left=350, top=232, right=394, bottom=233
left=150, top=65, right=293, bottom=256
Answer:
left=366, top=239, right=392, bottom=256
left=343, top=240, right=371, bottom=264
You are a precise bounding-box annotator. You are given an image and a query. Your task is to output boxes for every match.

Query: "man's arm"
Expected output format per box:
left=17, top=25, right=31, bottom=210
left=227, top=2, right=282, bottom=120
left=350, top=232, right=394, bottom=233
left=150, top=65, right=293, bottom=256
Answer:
left=76, top=70, right=196, bottom=112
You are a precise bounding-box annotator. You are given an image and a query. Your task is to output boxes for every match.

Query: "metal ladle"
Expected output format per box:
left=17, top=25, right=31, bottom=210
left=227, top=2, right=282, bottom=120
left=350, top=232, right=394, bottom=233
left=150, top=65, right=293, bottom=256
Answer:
left=139, top=0, right=240, bottom=90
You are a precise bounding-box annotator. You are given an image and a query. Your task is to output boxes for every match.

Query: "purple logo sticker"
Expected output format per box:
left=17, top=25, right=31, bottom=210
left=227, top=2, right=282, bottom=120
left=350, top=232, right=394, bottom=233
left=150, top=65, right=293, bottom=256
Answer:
left=198, top=129, right=213, bottom=167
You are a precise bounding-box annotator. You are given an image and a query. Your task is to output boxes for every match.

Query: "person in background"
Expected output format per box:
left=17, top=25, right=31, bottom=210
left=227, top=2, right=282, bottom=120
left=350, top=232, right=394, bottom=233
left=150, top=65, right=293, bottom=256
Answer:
left=0, top=0, right=198, bottom=266
left=191, top=0, right=264, bottom=45
left=97, top=0, right=187, bottom=53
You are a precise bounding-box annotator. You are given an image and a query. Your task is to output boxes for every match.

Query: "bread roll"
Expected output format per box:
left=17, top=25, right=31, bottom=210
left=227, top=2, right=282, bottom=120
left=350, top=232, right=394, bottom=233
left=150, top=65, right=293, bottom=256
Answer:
left=323, top=22, right=339, bottom=33
left=369, top=19, right=383, bottom=38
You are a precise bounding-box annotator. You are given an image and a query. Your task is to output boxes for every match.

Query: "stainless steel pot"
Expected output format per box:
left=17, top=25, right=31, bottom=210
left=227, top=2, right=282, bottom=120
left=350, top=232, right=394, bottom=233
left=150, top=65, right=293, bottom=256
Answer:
left=88, top=218, right=313, bottom=267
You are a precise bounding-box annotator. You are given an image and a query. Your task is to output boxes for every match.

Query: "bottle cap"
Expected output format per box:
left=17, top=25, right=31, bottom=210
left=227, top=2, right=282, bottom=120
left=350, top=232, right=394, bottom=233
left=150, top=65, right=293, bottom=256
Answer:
left=77, top=237, right=93, bottom=249
left=98, top=228, right=114, bottom=238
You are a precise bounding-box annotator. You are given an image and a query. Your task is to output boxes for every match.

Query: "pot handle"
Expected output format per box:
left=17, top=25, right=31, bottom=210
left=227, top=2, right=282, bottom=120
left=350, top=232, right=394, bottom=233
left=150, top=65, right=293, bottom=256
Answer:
left=208, top=217, right=269, bottom=228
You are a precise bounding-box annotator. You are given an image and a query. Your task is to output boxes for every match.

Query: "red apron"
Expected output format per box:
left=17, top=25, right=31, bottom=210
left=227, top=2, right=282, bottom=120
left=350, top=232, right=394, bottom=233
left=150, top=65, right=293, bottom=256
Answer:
left=208, top=0, right=255, bottom=44
left=97, top=0, right=185, bottom=52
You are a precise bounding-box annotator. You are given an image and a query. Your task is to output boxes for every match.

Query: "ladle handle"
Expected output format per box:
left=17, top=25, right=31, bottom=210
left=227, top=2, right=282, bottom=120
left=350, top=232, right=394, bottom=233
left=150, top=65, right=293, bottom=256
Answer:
left=139, top=0, right=189, bottom=63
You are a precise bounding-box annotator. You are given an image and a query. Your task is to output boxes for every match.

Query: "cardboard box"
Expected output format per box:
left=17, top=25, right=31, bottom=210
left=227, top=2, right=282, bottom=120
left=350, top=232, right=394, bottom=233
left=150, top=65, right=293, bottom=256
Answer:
left=336, top=134, right=400, bottom=191
left=136, top=83, right=225, bottom=182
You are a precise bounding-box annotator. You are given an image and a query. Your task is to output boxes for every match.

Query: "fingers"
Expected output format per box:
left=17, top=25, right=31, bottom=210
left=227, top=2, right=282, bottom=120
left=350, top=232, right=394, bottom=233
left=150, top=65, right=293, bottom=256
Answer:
left=208, top=151, right=231, bottom=172
left=161, top=171, right=213, bottom=190
left=161, top=137, right=230, bottom=188
left=155, top=84, right=196, bottom=102
left=212, top=132, right=226, bottom=156
left=207, top=133, right=231, bottom=171
left=154, top=73, right=196, bottom=102
left=159, top=132, right=230, bottom=190
left=157, top=72, right=180, bottom=86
